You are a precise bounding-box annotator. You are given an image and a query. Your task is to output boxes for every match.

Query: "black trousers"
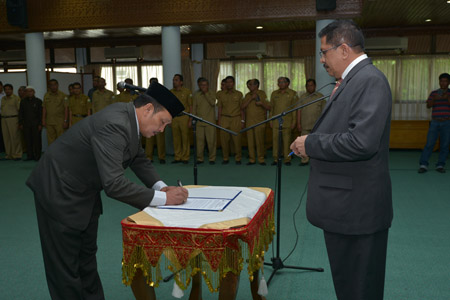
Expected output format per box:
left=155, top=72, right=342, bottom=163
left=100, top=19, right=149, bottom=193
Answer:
left=324, top=229, right=389, bottom=300
left=35, top=198, right=104, bottom=300
left=23, top=125, right=41, bottom=159
left=0, top=117, right=5, bottom=152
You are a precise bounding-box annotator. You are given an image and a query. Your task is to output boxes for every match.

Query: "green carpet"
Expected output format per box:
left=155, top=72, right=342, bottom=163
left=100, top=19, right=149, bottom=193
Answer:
left=0, top=150, right=449, bottom=299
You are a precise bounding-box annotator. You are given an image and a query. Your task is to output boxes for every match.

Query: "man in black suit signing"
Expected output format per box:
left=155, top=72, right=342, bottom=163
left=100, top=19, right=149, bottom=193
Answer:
left=290, top=20, right=393, bottom=300
left=27, top=82, right=189, bottom=300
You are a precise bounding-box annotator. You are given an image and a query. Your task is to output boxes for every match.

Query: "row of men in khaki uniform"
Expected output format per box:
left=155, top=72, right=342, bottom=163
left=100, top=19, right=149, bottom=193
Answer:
left=1, top=84, right=43, bottom=161
left=145, top=74, right=325, bottom=166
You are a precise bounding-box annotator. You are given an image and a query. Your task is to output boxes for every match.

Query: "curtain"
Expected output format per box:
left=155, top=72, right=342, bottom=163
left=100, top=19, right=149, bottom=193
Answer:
left=202, top=59, right=220, bottom=93
left=99, top=65, right=114, bottom=91
left=304, top=56, right=315, bottom=80
left=141, top=64, right=163, bottom=87
left=218, top=59, right=307, bottom=98
left=181, top=58, right=194, bottom=92
left=373, top=55, right=450, bottom=120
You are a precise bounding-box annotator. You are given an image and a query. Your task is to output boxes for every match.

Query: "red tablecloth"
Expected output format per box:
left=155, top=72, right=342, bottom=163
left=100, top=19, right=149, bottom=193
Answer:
left=121, top=188, right=274, bottom=292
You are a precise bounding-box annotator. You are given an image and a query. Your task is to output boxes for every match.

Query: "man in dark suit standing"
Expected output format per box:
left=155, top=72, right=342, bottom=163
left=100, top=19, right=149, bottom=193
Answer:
left=291, top=20, right=392, bottom=300
left=27, top=82, right=188, bottom=300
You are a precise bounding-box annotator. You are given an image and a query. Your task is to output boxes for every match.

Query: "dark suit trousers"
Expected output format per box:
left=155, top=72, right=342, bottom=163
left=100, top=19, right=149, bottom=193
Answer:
left=324, top=229, right=389, bottom=300
left=35, top=198, right=105, bottom=300
left=23, top=125, right=41, bottom=160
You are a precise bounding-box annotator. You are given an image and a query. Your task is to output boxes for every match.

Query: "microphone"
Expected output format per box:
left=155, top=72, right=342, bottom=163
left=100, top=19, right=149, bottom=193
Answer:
left=117, top=81, right=148, bottom=92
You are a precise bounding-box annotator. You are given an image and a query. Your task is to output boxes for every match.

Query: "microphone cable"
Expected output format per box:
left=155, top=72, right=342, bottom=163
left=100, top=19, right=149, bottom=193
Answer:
left=282, top=181, right=308, bottom=263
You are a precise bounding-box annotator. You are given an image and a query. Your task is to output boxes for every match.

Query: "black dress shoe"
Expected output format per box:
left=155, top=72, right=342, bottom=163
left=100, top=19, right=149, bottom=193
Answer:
left=271, top=162, right=277, bottom=166
left=160, top=159, right=166, bottom=164
left=284, top=162, right=291, bottom=166
left=418, top=167, right=427, bottom=173
left=13, top=158, right=22, bottom=161
left=209, top=161, right=215, bottom=165
left=259, top=162, right=266, bottom=166
left=236, top=161, right=241, bottom=165
left=436, top=167, right=446, bottom=173
left=171, top=160, right=181, bottom=164
left=222, top=160, right=229, bottom=165
left=23, top=158, right=34, bottom=161
left=246, top=162, right=255, bottom=165
left=182, top=160, right=189, bottom=164
left=197, top=161, right=204, bottom=164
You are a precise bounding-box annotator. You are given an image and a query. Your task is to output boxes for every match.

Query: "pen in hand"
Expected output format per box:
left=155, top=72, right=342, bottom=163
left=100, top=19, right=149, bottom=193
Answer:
left=177, top=179, right=183, bottom=187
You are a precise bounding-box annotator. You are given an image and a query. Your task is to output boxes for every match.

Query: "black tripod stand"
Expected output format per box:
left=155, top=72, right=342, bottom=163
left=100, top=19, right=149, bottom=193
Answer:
left=240, top=94, right=330, bottom=285
left=182, top=111, right=237, bottom=184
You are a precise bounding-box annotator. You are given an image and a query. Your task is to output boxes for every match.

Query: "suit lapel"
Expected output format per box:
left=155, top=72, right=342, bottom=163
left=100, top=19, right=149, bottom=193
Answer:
left=127, top=102, right=139, bottom=157
left=312, top=58, right=372, bottom=131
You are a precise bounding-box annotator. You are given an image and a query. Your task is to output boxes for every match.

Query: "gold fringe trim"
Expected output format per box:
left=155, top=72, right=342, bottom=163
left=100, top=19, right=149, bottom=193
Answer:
left=122, top=212, right=274, bottom=293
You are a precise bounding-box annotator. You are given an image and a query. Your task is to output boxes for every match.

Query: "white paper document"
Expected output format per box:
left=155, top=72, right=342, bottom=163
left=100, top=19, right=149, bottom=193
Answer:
left=144, top=186, right=268, bottom=228
left=158, top=189, right=241, bottom=211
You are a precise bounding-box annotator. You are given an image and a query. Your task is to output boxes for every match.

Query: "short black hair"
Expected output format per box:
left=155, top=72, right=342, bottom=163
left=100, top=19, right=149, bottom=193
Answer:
left=149, top=77, right=159, bottom=84
left=49, top=79, right=58, bottom=84
left=306, top=79, right=316, bottom=86
left=72, top=82, right=81, bottom=88
left=125, top=78, right=133, bottom=84
left=4, top=83, right=13, bottom=90
left=197, top=77, right=208, bottom=84
left=221, top=78, right=226, bottom=84
left=133, top=94, right=164, bottom=114
left=278, top=77, right=290, bottom=84
left=248, top=78, right=259, bottom=87
left=439, top=73, right=450, bottom=81
left=225, top=76, right=235, bottom=83
left=174, top=74, right=184, bottom=82
left=318, top=20, right=365, bottom=53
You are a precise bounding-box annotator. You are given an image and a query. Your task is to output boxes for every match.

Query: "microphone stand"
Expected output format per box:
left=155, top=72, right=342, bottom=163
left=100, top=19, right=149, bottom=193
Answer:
left=240, top=94, right=330, bottom=285
left=182, top=111, right=237, bottom=185
left=161, top=112, right=237, bottom=283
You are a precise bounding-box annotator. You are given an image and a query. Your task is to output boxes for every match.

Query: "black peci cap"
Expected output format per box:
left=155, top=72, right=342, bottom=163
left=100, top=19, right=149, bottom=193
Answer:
left=146, top=82, right=185, bottom=117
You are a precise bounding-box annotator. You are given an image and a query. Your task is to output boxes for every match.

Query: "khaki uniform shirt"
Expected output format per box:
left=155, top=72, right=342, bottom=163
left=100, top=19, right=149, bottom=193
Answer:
left=270, top=88, right=298, bottom=128
left=1, top=94, right=20, bottom=116
left=92, top=89, right=114, bottom=113
left=193, top=90, right=216, bottom=126
left=69, top=94, right=91, bottom=116
left=299, top=92, right=325, bottom=131
left=217, top=89, right=244, bottom=117
left=170, top=87, right=192, bottom=113
left=114, top=91, right=138, bottom=103
left=43, top=90, right=68, bottom=125
left=244, top=90, right=269, bottom=126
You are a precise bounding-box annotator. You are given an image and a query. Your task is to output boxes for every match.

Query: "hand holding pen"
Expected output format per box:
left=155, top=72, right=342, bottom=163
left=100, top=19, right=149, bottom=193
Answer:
left=161, top=180, right=188, bottom=205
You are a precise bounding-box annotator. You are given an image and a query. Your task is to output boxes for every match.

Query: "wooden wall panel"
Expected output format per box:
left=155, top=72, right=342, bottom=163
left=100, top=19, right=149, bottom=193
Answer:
left=436, top=34, right=450, bottom=53
left=0, top=0, right=362, bottom=34
left=292, top=39, right=315, bottom=57
left=406, top=36, right=431, bottom=54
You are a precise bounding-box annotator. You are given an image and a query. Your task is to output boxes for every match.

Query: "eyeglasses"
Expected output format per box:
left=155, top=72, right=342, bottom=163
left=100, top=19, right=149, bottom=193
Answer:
left=319, top=43, right=342, bottom=58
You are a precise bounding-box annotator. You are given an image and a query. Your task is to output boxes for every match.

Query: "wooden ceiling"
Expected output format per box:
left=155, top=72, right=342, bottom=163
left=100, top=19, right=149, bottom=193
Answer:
left=0, top=0, right=449, bottom=49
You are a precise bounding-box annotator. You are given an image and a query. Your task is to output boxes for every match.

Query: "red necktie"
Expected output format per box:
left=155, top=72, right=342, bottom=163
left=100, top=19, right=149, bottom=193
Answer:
left=330, top=79, right=343, bottom=99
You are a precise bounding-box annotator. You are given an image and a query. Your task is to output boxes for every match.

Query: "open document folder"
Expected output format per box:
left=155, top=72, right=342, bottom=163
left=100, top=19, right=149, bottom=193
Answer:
left=158, top=188, right=242, bottom=211
left=142, top=186, right=269, bottom=228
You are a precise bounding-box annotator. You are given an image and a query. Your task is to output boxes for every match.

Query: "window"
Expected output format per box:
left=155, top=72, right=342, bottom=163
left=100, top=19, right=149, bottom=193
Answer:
left=218, top=59, right=306, bottom=98
left=142, top=65, right=164, bottom=87
left=100, top=64, right=163, bottom=93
